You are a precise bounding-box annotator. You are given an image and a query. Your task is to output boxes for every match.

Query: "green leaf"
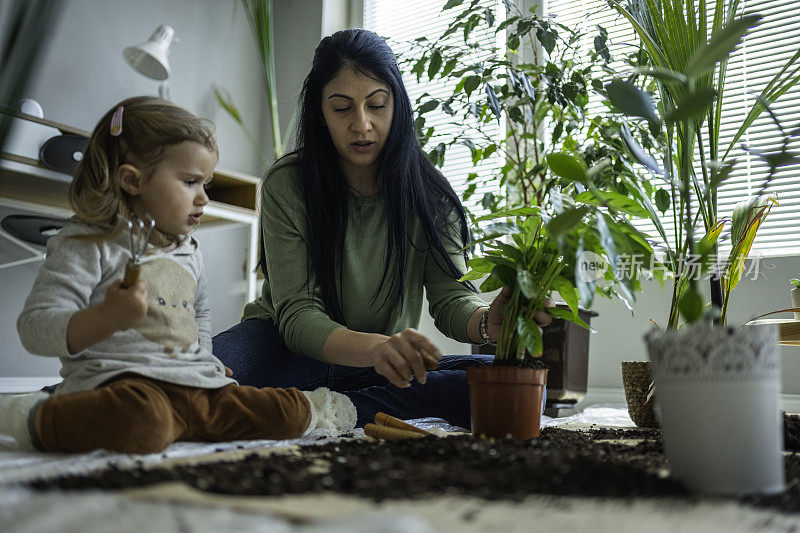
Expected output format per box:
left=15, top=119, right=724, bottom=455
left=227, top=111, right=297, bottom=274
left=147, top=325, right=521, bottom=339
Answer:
left=475, top=206, right=540, bottom=222
left=679, top=288, right=704, bottom=323
left=605, top=80, right=661, bottom=129
left=467, top=256, right=495, bottom=273
left=442, top=58, right=458, bottom=76
left=620, top=122, right=660, bottom=173
left=709, top=160, right=737, bottom=190
left=485, top=83, right=501, bottom=120
left=546, top=152, right=588, bottom=183
left=480, top=275, right=504, bottom=293
left=517, top=269, right=537, bottom=299
left=552, top=276, right=578, bottom=315
left=552, top=121, right=563, bottom=145
left=464, top=75, right=481, bottom=96
left=574, top=190, right=650, bottom=218
left=491, top=264, right=517, bottom=287
left=428, top=51, right=442, bottom=80
left=458, top=269, right=486, bottom=282
left=665, top=88, right=716, bottom=124
left=443, top=0, right=464, bottom=9
left=418, top=99, right=440, bottom=114
left=654, top=188, right=670, bottom=214
left=548, top=207, right=589, bottom=239
left=548, top=307, right=590, bottom=330
left=633, top=67, right=687, bottom=84
left=537, top=28, right=556, bottom=55
left=484, top=221, right=523, bottom=237
left=685, top=15, right=762, bottom=79
left=517, top=314, right=544, bottom=357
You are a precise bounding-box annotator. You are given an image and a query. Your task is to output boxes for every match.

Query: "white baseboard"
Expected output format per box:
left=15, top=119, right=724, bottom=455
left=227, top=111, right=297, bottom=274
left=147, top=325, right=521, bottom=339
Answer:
left=0, top=377, right=61, bottom=393
left=580, top=387, right=800, bottom=414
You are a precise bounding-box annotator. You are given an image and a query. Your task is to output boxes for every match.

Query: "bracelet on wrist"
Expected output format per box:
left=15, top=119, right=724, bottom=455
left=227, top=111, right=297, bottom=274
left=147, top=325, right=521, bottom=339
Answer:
left=478, top=308, right=497, bottom=346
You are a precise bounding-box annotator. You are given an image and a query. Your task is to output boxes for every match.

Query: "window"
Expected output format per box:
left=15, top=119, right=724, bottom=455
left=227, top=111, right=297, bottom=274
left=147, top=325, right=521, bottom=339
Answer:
left=545, top=0, right=800, bottom=257
left=364, top=0, right=506, bottom=219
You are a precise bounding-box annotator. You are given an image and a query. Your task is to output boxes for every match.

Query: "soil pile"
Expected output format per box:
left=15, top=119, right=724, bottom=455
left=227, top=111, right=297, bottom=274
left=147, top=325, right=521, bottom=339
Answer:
left=24, top=418, right=800, bottom=513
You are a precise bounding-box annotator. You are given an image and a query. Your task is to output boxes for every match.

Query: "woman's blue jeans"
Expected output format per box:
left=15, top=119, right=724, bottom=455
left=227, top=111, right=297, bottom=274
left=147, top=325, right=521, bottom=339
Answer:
left=212, top=319, right=544, bottom=429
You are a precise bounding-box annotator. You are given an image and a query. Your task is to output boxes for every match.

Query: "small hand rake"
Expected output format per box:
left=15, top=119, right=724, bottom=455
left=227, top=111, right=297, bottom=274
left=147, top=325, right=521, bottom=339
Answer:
left=118, top=214, right=155, bottom=288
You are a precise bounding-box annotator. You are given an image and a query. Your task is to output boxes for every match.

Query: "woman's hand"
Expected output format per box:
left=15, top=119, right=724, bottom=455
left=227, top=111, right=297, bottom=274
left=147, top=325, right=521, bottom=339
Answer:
left=366, top=328, right=442, bottom=388
left=486, top=287, right=556, bottom=341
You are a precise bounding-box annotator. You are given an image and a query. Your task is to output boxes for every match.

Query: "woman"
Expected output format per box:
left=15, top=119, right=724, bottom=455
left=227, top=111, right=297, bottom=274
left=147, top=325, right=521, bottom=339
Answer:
left=212, top=28, right=552, bottom=429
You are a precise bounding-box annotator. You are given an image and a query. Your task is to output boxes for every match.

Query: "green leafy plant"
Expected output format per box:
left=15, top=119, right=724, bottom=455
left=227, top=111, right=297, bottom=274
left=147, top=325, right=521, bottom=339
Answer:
left=606, top=0, right=800, bottom=327
left=790, top=279, right=800, bottom=289
left=215, top=0, right=295, bottom=169
left=402, top=1, right=662, bottom=230
left=400, top=1, right=661, bottom=362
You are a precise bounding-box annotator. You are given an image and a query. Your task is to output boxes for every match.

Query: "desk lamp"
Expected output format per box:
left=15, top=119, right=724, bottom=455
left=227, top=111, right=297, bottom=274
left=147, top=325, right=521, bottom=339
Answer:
left=123, top=25, right=176, bottom=100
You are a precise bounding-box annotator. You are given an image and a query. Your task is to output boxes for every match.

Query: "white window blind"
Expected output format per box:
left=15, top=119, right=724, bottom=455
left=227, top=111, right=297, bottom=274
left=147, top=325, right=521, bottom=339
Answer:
left=545, top=0, right=800, bottom=257
left=364, top=0, right=506, bottom=219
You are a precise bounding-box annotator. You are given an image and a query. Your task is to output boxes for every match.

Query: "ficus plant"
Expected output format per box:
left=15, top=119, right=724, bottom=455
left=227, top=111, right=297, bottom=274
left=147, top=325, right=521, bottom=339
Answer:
left=605, top=0, right=800, bottom=328
left=400, top=0, right=663, bottom=227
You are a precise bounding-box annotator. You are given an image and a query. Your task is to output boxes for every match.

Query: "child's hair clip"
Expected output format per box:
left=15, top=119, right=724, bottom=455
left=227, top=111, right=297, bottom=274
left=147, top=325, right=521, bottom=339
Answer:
left=110, top=105, right=124, bottom=137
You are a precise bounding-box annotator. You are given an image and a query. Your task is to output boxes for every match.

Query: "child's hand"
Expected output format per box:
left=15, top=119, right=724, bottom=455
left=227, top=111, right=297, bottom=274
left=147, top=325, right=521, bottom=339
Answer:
left=102, top=279, right=149, bottom=331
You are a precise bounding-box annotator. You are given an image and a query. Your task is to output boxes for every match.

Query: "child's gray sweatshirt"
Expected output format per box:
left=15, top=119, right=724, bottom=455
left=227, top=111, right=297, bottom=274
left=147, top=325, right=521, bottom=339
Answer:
left=17, top=221, right=234, bottom=394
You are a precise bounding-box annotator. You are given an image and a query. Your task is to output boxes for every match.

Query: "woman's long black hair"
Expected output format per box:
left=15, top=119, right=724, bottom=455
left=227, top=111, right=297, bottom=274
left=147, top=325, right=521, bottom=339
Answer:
left=264, top=28, right=475, bottom=323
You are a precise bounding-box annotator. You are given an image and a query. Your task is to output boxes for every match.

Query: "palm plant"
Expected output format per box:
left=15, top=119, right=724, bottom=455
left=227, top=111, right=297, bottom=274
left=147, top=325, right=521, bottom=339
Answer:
left=215, top=0, right=295, bottom=169
left=606, top=0, right=800, bottom=327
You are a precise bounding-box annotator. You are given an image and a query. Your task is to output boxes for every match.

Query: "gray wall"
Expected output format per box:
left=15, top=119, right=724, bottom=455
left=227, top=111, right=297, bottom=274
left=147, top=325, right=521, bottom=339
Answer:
left=22, top=0, right=267, bottom=177
left=589, top=255, right=800, bottom=393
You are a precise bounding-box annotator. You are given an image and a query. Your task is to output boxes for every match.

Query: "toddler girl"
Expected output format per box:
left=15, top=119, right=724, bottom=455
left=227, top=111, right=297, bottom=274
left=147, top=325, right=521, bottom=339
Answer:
left=1, top=96, right=355, bottom=453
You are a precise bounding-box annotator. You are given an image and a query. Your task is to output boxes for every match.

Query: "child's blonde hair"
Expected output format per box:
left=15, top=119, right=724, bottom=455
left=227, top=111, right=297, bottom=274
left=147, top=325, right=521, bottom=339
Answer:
left=69, top=96, right=217, bottom=246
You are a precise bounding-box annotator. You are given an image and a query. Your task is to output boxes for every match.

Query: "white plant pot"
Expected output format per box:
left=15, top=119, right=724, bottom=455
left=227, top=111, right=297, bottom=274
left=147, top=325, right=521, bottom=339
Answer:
left=791, top=287, right=800, bottom=320
left=645, top=322, right=784, bottom=496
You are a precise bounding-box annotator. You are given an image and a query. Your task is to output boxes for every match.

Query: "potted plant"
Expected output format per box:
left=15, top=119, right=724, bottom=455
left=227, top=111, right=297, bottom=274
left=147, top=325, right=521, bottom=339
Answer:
left=606, top=0, right=800, bottom=495
left=401, top=0, right=659, bottom=414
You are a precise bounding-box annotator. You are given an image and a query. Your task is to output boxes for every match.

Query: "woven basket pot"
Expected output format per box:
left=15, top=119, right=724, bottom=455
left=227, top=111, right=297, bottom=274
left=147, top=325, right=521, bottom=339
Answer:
left=645, top=322, right=784, bottom=495
left=621, top=361, right=658, bottom=428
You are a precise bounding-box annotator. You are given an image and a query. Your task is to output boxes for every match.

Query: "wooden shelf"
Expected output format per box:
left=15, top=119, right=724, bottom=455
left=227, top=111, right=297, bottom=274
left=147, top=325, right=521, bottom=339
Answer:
left=744, top=318, right=800, bottom=346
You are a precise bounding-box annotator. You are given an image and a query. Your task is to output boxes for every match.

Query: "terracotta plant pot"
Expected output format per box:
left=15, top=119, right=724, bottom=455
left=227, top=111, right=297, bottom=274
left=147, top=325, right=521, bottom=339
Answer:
left=467, top=365, right=547, bottom=439
left=621, top=361, right=658, bottom=428
left=474, top=305, right=597, bottom=416
left=645, top=322, right=784, bottom=495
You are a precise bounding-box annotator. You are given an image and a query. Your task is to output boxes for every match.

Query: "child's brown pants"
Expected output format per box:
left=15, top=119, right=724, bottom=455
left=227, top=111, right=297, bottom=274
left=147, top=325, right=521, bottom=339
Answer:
left=34, top=374, right=311, bottom=454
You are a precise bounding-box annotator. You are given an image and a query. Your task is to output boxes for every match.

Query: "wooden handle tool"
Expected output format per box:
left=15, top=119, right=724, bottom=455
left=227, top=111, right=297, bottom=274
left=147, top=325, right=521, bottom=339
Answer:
left=375, top=412, right=431, bottom=436
left=364, top=423, right=426, bottom=440
left=121, top=262, right=141, bottom=289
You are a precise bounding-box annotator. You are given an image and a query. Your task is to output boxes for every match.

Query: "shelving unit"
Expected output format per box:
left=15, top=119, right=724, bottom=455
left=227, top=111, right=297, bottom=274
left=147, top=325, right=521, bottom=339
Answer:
left=0, top=110, right=262, bottom=300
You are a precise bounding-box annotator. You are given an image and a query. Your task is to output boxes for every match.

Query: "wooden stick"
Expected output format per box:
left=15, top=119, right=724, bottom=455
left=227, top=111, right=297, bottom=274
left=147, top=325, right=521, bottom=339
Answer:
left=364, top=423, right=426, bottom=440
left=375, top=412, right=431, bottom=436
left=121, top=262, right=140, bottom=289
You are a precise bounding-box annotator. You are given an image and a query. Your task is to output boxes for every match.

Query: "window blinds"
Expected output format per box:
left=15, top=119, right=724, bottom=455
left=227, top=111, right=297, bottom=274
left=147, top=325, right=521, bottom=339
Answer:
left=545, top=0, right=800, bottom=257
left=364, top=0, right=506, bottom=219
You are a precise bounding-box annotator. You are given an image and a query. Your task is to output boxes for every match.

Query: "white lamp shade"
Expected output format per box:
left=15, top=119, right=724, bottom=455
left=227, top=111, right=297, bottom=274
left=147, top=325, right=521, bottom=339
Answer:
left=123, top=25, right=174, bottom=81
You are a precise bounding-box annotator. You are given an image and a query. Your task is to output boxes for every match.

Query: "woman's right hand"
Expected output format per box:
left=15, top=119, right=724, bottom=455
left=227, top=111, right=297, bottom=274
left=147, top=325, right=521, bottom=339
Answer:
left=367, top=328, right=442, bottom=388
left=101, top=279, right=149, bottom=331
